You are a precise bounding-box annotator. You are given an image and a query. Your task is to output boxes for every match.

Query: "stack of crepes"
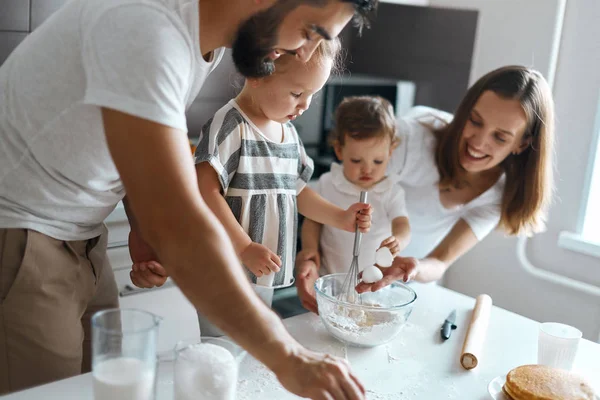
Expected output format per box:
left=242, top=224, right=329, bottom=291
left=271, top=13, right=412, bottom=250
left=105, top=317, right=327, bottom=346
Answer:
left=503, top=364, right=598, bottom=400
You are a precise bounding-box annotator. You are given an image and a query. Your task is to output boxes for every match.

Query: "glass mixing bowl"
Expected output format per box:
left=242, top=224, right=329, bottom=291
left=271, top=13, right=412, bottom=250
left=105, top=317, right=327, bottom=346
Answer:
left=315, top=273, right=417, bottom=347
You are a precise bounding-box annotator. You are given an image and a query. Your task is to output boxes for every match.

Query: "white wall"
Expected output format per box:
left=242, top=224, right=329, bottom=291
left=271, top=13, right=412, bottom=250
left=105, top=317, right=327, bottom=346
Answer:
left=429, top=0, right=600, bottom=341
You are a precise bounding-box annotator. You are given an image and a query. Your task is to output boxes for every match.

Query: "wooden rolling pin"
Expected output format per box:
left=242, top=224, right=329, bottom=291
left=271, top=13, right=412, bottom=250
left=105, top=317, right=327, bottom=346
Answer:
left=460, top=294, right=492, bottom=370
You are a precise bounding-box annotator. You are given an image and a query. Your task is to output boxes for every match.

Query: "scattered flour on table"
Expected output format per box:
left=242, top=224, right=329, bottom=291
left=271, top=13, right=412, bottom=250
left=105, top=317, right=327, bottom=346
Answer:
left=236, top=357, right=301, bottom=400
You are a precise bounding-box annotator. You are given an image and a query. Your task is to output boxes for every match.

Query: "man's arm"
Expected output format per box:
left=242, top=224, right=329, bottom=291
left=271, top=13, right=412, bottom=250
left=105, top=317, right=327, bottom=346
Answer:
left=101, top=108, right=365, bottom=399
left=102, top=108, right=291, bottom=365
left=123, top=196, right=167, bottom=287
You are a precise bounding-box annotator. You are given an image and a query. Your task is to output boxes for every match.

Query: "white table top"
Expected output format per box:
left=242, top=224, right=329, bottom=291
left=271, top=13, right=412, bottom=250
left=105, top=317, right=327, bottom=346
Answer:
left=4, top=283, right=600, bottom=399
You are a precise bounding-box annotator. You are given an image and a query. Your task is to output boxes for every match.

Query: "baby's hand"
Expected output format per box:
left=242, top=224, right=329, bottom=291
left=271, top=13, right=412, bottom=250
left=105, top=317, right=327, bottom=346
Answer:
left=341, top=203, right=372, bottom=233
left=379, top=236, right=400, bottom=257
left=240, top=242, right=281, bottom=277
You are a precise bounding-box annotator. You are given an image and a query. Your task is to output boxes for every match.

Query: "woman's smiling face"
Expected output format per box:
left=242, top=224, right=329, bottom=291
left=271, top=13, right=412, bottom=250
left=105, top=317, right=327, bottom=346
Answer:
left=459, top=90, right=530, bottom=173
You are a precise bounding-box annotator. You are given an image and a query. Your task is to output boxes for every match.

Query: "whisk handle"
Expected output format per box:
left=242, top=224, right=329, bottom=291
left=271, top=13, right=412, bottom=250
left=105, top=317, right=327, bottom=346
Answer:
left=359, top=190, right=368, bottom=204
left=353, top=191, right=368, bottom=256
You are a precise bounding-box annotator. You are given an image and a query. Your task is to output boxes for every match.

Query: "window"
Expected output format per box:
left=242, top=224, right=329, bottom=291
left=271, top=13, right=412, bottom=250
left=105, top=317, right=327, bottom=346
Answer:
left=559, top=95, right=600, bottom=258
left=581, top=113, right=600, bottom=244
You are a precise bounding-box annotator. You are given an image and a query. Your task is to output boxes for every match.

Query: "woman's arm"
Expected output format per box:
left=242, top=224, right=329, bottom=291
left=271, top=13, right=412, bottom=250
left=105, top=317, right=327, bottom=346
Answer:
left=357, top=219, right=480, bottom=292
left=415, top=219, right=479, bottom=282
left=297, top=187, right=371, bottom=233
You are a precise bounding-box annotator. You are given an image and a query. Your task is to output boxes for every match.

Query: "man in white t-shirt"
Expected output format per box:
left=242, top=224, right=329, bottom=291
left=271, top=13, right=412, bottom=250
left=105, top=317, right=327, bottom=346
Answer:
left=0, top=0, right=377, bottom=397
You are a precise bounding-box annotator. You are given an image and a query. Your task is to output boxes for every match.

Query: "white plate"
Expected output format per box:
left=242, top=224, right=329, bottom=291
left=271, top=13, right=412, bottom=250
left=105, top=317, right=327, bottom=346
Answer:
left=488, top=375, right=510, bottom=400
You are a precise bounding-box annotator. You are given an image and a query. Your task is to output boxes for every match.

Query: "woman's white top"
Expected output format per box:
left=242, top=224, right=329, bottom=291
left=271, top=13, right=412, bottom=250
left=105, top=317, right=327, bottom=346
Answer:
left=391, top=106, right=504, bottom=259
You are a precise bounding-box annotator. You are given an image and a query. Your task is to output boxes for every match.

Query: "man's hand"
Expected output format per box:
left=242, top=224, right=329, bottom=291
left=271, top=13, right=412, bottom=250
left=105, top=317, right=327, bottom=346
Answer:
left=240, top=242, right=281, bottom=277
left=356, top=256, right=419, bottom=293
left=273, top=348, right=365, bottom=400
left=128, top=229, right=168, bottom=288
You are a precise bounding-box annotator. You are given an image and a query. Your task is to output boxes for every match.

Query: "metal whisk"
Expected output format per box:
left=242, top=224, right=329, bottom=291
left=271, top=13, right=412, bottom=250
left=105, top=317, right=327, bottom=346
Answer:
left=338, top=191, right=368, bottom=304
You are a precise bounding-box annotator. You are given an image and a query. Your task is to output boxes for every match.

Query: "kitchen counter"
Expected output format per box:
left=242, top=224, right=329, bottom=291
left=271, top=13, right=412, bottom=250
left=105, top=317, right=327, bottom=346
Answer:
left=4, top=283, right=599, bottom=399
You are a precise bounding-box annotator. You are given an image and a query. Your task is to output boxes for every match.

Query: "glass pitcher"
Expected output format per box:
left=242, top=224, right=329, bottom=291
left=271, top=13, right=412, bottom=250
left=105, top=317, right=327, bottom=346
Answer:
left=91, top=309, right=161, bottom=400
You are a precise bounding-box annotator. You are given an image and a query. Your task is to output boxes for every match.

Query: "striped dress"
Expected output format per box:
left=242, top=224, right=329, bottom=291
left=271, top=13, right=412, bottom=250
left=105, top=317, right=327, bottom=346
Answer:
left=194, top=100, right=314, bottom=288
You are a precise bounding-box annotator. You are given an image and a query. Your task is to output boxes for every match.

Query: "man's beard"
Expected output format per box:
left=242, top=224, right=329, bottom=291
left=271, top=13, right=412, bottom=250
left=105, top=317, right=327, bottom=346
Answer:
left=231, top=6, right=284, bottom=78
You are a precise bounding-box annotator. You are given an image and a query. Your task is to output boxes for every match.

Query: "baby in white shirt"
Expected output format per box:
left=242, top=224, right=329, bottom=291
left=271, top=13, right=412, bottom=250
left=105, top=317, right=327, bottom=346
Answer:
left=297, top=96, right=412, bottom=312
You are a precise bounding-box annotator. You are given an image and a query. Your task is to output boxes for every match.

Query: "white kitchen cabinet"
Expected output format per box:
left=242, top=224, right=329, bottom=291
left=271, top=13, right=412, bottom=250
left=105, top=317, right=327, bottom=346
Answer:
left=105, top=201, right=129, bottom=247
left=106, top=245, right=131, bottom=285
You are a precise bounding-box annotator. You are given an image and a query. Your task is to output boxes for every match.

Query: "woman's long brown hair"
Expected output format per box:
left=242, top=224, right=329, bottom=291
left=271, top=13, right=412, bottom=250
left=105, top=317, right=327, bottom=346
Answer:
left=433, top=66, right=555, bottom=236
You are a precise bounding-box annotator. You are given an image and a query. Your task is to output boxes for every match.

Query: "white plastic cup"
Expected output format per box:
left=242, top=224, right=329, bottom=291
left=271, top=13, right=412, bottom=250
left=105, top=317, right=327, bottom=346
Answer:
left=252, top=284, right=274, bottom=307
left=537, top=322, right=582, bottom=370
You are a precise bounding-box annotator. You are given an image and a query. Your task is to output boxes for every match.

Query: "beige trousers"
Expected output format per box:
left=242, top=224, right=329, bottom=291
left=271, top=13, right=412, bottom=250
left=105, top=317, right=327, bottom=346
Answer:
left=0, top=227, right=119, bottom=394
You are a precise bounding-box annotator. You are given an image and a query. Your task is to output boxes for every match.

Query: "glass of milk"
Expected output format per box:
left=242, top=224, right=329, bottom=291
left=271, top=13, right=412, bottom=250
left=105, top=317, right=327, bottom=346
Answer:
left=91, top=309, right=162, bottom=400
left=173, top=337, right=246, bottom=400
